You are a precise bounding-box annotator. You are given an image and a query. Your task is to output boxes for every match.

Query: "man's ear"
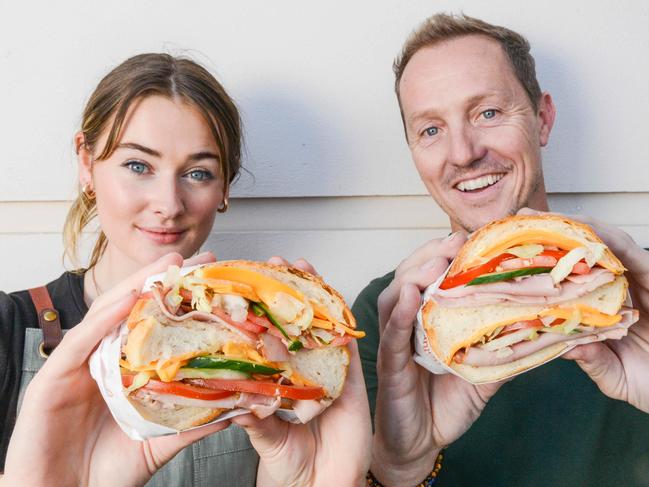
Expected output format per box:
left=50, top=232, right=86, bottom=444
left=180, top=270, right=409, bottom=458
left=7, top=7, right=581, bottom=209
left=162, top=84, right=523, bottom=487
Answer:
left=75, top=131, right=93, bottom=188
left=537, top=92, right=556, bottom=147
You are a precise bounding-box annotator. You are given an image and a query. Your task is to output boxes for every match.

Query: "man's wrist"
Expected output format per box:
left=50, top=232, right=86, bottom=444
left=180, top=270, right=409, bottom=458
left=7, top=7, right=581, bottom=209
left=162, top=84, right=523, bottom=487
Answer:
left=370, top=441, right=441, bottom=486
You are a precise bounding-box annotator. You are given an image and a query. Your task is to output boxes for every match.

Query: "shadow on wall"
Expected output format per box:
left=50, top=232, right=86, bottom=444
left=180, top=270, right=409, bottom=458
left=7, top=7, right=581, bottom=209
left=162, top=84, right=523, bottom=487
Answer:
left=231, top=85, right=356, bottom=198
left=534, top=49, right=585, bottom=194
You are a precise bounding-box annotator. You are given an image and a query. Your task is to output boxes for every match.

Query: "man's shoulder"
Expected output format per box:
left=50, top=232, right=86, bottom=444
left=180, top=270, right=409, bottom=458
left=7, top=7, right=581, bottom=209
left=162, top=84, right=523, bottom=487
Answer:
left=353, top=270, right=396, bottom=311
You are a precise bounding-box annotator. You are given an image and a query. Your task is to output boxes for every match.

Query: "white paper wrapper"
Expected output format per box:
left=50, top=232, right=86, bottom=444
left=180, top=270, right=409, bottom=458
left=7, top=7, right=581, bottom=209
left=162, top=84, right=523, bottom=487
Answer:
left=89, top=264, right=305, bottom=441
left=413, top=263, right=638, bottom=385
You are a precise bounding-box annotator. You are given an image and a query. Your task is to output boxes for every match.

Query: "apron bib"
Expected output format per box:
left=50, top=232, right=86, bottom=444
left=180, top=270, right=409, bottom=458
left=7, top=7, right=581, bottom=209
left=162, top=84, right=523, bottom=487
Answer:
left=18, top=329, right=259, bottom=487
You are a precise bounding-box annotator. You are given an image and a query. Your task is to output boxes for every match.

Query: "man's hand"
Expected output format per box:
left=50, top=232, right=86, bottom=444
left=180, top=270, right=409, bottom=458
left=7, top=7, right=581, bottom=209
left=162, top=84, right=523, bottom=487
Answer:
left=371, top=234, right=504, bottom=486
left=561, top=216, right=649, bottom=412
left=517, top=207, right=649, bottom=413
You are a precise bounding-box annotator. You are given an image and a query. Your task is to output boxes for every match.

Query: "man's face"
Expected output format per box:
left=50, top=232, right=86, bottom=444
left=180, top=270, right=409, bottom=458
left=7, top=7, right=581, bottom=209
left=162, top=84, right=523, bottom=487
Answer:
left=399, top=35, right=555, bottom=232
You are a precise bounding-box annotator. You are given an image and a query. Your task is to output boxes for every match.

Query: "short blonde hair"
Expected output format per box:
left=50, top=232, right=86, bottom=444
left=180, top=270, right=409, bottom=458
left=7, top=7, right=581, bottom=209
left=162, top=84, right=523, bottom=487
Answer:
left=394, top=13, right=542, bottom=112
left=63, top=53, right=242, bottom=270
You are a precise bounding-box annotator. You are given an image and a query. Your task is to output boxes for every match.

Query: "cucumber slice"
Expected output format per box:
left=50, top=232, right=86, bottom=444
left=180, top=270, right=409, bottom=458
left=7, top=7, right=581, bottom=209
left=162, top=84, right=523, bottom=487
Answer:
left=466, top=267, right=552, bottom=286
left=187, top=356, right=283, bottom=375
left=174, top=368, right=250, bottom=380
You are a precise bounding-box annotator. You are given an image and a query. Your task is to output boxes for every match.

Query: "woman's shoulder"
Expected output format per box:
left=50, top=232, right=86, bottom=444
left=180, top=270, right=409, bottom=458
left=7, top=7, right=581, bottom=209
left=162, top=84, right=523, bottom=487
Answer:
left=1, top=271, right=87, bottom=330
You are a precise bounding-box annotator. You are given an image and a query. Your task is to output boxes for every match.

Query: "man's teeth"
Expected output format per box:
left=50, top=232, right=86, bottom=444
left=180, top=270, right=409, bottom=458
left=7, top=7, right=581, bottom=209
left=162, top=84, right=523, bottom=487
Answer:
left=456, top=174, right=504, bottom=192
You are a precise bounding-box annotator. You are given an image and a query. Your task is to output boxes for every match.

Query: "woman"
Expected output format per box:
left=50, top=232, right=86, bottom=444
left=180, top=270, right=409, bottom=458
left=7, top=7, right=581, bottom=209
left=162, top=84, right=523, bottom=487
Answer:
left=0, top=53, right=370, bottom=486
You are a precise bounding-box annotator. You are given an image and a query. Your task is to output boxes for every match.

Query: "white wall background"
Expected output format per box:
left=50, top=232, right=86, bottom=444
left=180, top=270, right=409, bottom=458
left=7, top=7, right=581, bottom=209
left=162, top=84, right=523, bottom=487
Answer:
left=1, top=0, right=648, bottom=303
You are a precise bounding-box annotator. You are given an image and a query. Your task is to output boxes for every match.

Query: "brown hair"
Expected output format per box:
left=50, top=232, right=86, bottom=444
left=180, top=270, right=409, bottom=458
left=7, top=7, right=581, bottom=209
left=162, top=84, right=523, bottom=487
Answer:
left=393, top=13, right=542, bottom=112
left=63, top=53, right=242, bottom=269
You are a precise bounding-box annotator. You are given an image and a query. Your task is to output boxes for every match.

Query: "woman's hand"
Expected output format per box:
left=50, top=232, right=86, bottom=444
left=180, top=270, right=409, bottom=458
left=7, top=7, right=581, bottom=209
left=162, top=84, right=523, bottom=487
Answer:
left=2, top=252, right=230, bottom=487
left=230, top=257, right=372, bottom=487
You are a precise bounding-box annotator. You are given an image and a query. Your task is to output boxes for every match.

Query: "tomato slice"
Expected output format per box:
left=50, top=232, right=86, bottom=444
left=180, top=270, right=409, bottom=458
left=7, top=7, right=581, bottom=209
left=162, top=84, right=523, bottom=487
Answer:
left=440, top=249, right=592, bottom=289
left=440, top=253, right=517, bottom=289
left=122, top=375, right=235, bottom=401
left=570, top=262, right=592, bottom=275
left=191, top=378, right=325, bottom=400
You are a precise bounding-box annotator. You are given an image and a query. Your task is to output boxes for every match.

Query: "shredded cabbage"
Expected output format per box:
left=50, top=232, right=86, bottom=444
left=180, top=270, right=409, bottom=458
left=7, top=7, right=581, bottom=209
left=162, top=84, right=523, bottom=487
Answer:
left=506, top=244, right=544, bottom=258
left=311, top=328, right=335, bottom=344
left=189, top=284, right=212, bottom=313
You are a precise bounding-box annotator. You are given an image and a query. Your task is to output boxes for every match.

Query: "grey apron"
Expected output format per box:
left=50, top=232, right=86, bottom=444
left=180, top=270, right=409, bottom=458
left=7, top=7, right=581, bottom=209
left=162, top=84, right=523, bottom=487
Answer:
left=18, top=328, right=259, bottom=487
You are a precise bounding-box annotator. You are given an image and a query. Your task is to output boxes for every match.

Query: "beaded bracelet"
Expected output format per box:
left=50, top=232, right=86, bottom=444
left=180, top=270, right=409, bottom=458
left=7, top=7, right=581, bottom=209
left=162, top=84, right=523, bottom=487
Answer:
left=366, top=451, right=444, bottom=487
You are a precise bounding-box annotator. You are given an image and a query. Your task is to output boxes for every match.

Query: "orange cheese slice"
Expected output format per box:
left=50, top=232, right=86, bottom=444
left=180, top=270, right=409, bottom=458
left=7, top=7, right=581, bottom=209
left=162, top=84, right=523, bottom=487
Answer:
left=539, top=305, right=621, bottom=327
left=199, top=266, right=305, bottom=305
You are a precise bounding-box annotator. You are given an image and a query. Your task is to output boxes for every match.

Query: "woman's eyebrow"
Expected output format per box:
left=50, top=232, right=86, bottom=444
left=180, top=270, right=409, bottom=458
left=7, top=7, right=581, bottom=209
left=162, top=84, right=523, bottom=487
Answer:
left=116, top=142, right=161, bottom=157
left=187, top=151, right=220, bottom=162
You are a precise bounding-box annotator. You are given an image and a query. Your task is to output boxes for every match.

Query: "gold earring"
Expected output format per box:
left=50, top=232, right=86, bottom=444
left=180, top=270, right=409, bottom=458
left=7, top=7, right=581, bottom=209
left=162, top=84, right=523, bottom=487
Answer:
left=217, top=197, right=228, bottom=213
left=82, top=184, right=95, bottom=200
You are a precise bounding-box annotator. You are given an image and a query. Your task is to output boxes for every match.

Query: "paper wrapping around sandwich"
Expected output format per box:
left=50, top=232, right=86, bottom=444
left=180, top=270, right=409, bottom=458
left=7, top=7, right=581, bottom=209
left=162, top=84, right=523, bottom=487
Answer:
left=89, top=265, right=304, bottom=441
left=413, top=262, right=637, bottom=385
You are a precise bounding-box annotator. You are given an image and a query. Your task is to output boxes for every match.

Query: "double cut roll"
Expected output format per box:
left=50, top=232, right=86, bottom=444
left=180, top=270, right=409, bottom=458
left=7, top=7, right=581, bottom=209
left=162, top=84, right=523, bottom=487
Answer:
left=120, top=261, right=363, bottom=429
left=421, top=215, right=639, bottom=383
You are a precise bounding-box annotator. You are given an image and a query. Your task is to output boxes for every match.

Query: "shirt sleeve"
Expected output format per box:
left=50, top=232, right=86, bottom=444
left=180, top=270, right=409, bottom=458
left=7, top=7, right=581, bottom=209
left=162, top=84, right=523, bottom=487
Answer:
left=0, top=291, right=25, bottom=472
left=351, top=271, right=394, bottom=423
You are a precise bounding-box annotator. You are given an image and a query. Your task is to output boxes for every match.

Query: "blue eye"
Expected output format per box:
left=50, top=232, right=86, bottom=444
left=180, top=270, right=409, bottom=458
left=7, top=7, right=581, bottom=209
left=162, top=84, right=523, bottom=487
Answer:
left=424, top=126, right=439, bottom=137
left=482, top=109, right=497, bottom=119
left=123, top=160, right=148, bottom=174
left=186, top=169, right=214, bottom=182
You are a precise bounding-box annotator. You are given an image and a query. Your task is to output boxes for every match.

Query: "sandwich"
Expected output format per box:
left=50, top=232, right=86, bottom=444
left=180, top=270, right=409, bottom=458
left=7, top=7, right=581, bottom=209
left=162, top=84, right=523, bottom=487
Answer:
left=421, top=214, right=639, bottom=384
left=120, top=260, right=363, bottom=429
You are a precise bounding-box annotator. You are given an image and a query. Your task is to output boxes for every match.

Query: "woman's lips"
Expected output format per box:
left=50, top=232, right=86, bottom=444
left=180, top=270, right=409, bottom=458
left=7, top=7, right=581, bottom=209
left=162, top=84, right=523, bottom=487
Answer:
left=137, top=227, right=187, bottom=244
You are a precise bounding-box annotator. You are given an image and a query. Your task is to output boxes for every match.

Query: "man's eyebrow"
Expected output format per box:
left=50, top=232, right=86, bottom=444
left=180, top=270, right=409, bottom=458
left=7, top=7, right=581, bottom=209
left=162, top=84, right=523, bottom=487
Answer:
left=115, top=142, right=161, bottom=157
left=407, top=93, right=502, bottom=126
left=407, top=108, right=440, bottom=127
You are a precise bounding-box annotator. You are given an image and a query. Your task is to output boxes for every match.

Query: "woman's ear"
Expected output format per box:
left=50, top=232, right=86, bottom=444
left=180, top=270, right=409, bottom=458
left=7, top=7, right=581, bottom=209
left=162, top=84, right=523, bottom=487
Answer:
left=75, top=131, right=93, bottom=189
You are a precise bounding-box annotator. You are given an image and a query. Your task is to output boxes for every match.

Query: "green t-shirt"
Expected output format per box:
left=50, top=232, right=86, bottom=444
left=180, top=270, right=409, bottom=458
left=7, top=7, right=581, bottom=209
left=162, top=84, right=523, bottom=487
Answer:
left=353, top=271, right=649, bottom=487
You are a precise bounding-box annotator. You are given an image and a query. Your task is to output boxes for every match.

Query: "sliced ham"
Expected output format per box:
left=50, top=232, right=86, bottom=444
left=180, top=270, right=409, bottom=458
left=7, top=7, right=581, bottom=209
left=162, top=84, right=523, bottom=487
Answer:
left=292, top=399, right=329, bottom=423
left=261, top=332, right=291, bottom=361
left=433, top=268, right=615, bottom=308
left=458, top=307, right=638, bottom=367
left=239, top=393, right=281, bottom=418
left=150, top=287, right=255, bottom=344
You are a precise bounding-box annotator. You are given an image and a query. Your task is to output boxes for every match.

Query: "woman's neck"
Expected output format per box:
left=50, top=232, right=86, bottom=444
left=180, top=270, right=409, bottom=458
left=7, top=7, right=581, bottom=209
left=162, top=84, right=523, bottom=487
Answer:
left=83, top=245, right=142, bottom=307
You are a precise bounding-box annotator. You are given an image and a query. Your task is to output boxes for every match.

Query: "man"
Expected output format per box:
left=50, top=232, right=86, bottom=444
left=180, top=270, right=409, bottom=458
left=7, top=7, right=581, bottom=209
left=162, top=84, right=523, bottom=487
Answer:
left=353, top=13, right=649, bottom=486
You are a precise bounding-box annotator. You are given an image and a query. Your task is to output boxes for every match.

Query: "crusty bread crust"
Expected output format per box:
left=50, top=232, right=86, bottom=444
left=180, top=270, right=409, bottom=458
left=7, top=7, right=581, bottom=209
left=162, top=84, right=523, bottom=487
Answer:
left=214, top=260, right=356, bottom=328
left=128, top=395, right=226, bottom=430
left=448, top=214, right=625, bottom=276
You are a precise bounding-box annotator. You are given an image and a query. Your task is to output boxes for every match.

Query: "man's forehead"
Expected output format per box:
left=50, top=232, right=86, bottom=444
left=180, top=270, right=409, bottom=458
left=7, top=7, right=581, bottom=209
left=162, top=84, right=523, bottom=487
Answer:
left=400, top=35, right=522, bottom=118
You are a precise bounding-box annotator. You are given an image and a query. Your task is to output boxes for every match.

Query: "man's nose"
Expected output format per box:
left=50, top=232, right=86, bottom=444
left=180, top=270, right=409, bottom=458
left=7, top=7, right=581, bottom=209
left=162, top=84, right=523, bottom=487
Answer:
left=447, top=125, right=485, bottom=167
left=151, top=176, right=185, bottom=219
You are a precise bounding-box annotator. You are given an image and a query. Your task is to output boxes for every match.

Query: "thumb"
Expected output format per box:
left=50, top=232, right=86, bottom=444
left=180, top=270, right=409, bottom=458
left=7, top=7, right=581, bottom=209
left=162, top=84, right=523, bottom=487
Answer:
left=231, top=413, right=291, bottom=458
left=378, top=283, right=422, bottom=375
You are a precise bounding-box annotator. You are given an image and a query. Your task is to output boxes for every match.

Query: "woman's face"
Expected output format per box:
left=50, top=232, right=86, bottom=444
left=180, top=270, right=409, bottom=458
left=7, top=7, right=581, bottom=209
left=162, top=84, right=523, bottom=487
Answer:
left=79, top=95, right=225, bottom=268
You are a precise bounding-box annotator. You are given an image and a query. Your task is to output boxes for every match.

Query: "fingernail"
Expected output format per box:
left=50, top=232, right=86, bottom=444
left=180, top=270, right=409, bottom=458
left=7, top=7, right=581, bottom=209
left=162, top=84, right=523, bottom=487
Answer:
left=445, top=232, right=458, bottom=241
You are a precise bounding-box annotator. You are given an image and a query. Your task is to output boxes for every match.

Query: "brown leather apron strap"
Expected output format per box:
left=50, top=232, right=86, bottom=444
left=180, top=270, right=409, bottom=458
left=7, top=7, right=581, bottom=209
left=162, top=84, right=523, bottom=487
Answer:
left=28, top=286, right=63, bottom=356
